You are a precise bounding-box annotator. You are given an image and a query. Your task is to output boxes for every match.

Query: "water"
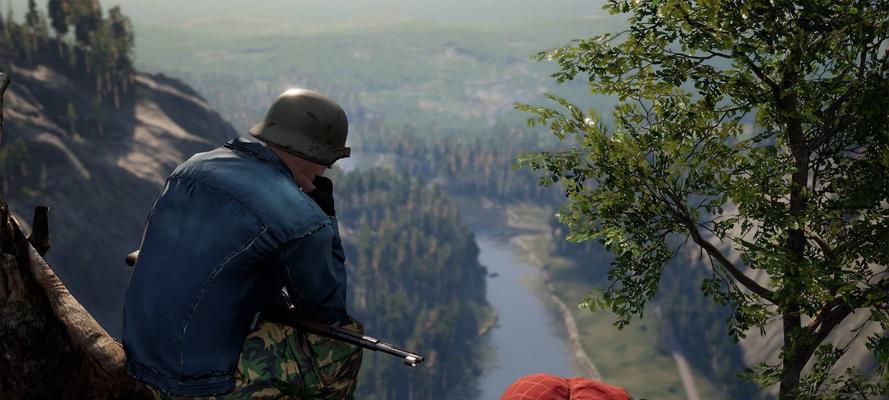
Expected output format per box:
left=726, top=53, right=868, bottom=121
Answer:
left=474, top=234, right=576, bottom=399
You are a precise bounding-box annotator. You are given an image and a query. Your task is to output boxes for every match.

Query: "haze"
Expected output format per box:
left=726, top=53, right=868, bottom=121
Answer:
left=10, top=0, right=608, bottom=27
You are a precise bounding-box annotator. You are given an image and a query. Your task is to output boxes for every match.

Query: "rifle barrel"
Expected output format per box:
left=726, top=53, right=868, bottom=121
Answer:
left=290, top=317, right=425, bottom=367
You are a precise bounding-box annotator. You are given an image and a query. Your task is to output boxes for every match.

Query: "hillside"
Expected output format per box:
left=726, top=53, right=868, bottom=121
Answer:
left=2, top=46, right=237, bottom=335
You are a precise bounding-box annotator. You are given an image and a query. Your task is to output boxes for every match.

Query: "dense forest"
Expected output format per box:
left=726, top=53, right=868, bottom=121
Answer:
left=357, top=128, right=563, bottom=204
left=332, top=167, right=492, bottom=399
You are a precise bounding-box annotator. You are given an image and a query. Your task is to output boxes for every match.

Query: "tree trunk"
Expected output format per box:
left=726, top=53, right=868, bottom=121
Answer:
left=778, top=58, right=810, bottom=396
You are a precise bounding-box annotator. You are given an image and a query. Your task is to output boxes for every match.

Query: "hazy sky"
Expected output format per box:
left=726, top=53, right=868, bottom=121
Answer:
left=9, top=0, right=608, bottom=27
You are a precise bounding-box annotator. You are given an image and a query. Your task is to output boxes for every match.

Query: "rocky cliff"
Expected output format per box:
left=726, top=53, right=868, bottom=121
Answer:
left=2, top=51, right=238, bottom=336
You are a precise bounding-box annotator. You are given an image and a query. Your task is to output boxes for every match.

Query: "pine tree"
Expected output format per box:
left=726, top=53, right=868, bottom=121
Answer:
left=47, top=0, right=69, bottom=54
left=24, top=0, right=39, bottom=29
left=0, top=4, right=6, bottom=52
left=107, top=6, right=132, bottom=80
left=5, top=1, right=14, bottom=45
left=24, top=0, right=40, bottom=52
left=66, top=101, right=77, bottom=137
left=69, top=0, right=100, bottom=46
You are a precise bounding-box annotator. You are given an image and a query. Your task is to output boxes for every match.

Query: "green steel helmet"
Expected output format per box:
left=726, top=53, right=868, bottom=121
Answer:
left=249, top=88, right=350, bottom=167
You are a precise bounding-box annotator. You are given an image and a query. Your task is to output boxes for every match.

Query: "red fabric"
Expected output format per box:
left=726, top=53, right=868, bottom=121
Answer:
left=500, top=373, right=631, bottom=400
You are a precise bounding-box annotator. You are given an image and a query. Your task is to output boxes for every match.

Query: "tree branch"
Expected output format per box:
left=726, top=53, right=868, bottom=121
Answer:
left=661, top=189, right=777, bottom=303
left=809, top=279, right=889, bottom=347
left=677, top=7, right=781, bottom=93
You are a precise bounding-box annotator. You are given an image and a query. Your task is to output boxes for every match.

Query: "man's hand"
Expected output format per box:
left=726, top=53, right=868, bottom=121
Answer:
left=296, top=175, right=336, bottom=217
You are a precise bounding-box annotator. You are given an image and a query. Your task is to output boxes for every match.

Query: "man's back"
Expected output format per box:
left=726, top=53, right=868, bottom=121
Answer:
left=122, top=137, right=341, bottom=396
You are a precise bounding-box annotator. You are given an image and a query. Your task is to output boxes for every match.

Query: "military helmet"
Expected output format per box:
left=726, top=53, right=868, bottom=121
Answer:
left=249, top=89, right=350, bottom=167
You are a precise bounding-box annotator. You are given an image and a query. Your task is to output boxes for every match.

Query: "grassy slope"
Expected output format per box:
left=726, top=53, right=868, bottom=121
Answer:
left=506, top=203, right=730, bottom=400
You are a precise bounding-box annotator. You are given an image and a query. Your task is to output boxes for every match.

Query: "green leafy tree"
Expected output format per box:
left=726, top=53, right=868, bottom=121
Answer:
left=517, top=1, right=889, bottom=398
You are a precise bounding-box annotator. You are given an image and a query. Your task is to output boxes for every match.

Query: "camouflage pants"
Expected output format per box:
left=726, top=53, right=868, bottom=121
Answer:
left=146, top=319, right=364, bottom=399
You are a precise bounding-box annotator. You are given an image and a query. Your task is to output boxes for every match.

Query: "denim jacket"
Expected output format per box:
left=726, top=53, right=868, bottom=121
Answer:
left=122, top=137, right=350, bottom=396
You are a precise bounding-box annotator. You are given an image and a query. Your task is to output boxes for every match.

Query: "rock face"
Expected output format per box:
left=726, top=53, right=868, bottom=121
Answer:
left=3, top=60, right=238, bottom=336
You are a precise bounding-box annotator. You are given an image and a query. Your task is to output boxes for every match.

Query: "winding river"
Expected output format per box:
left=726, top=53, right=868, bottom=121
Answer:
left=474, top=234, right=576, bottom=399
left=455, top=197, right=577, bottom=399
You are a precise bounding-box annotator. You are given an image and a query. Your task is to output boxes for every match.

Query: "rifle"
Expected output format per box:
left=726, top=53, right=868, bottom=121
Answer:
left=124, top=250, right=424, bottom=367
left=261, top=305, right=424, bottom=367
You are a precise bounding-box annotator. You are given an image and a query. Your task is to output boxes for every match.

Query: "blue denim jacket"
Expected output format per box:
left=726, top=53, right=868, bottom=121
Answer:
left=122, top=137, right=350, bottom=396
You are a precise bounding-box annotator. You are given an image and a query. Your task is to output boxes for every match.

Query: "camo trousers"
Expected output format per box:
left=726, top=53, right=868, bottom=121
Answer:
left=146, top=319, right=364, bottom=399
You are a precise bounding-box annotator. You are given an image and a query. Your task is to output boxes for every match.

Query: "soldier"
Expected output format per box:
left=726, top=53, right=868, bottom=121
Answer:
left=122, top=89, right=362, bottom=399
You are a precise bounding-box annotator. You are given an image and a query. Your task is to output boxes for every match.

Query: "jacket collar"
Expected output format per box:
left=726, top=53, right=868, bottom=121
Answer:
left=224, top=136, right=293, bottom=178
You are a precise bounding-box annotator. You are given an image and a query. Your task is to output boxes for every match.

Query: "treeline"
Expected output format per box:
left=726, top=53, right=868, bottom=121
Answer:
left=331, top=167, right=491, bottom=400
left=546, top=215, right=757, bottom=398
left=168, top=72, right=368, bottom=135
left=359, top=127, right=563, bottom=205
left=0, top=0, right=134, bottom=108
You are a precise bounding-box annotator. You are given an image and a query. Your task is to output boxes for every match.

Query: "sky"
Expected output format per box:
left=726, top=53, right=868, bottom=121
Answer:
left=9, top=0, right=609, bottom=27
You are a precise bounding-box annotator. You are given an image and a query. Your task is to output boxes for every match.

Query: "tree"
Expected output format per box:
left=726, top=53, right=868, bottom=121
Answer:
left=0, top=4, right=6, bottom=44
left=23, top=0, right=47, bottom=51
left=5, top=1, right=14, bottom=44
left=68, top=0, right=100, bottom=46
left=517, top=1, right=889, bottom=398
left=66, top=101, right=77, bottom=136
left=48, top=0, right=70, bottom=40
left=24, top=0, right=39, bottom=30
left=107, top=6, right=133, bottom=72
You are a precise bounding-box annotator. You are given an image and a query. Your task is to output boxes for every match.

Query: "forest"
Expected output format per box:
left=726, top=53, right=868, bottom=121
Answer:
left=334, top=167, right=492, bottom=398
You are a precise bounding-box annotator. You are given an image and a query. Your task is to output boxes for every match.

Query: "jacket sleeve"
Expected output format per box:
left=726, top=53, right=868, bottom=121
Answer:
left=278, top=221, right=349, bottom=324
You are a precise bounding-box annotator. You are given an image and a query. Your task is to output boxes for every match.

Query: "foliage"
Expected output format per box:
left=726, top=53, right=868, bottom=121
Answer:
left=516, top=0, right=889, bottom=398
left=24, top=0, right=41, bottom=32
left=0, top=0, right=135, bottom=110
left=48, top=0, right=69, bottom=38
left=68, top=0, right=100, bottom=45
left=359, top=127, right=563, bottom=204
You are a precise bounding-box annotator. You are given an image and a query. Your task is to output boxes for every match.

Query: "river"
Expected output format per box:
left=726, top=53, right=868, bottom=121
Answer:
left=474, top=234, right=576, bottom=399
left=455, top=197, right=577, bottom=400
